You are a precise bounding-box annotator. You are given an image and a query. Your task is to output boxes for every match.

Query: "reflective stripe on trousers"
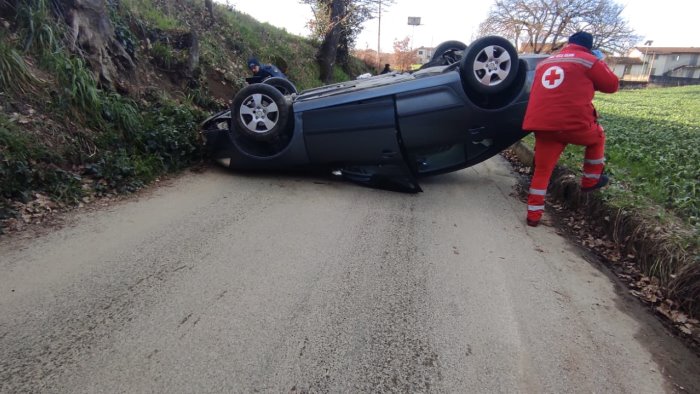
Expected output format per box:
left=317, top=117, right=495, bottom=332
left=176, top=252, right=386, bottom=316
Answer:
left=526, top=125, right=606, bottom=221
left=527, top=188, right=547, bottom=221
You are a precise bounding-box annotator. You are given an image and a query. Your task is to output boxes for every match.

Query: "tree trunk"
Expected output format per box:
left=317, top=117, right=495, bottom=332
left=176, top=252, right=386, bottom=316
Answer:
left=204, top=0, right=214, bottom=20
left=187, top=32, right=200, bottom=79
left=317, top=0, right=345, bottom=83
left=337, top=31, right=350, bottom=74
left=60, top=0, right=135, bottom=88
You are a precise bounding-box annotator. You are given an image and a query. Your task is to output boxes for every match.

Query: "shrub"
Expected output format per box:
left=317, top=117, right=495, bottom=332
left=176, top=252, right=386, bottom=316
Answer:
left=0, top=40, right=37, bottom=94
left=45, top=54, right=102, bottom=117
left=15, top=0, right=60, bottom=54
left=0, top=117, right=83, bottom=204
left=138, top=100, right=204, bottom=171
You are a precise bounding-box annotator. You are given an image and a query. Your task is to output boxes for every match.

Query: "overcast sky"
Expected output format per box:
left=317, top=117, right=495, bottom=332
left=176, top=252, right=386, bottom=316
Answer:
left=229, top=0, right=699, bottom=50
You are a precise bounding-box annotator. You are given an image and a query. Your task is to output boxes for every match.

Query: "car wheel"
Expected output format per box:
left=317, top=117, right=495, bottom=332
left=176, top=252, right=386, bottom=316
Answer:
left=419, top=40, right=467, bottom=69
left=201, top=109, right=231, bottom=132
left=263, top=77, right=298, bottom=95
left=460, top=36, right=519, bottom=94
left=431, top=40, right=467, bottom=64
left=232, top=83, right=290, bottom=142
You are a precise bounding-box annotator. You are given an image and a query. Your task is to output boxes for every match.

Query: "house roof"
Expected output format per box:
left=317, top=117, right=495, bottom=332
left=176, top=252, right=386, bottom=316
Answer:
left=635, top=47, right=700, bottom=54
left=607, top=57, right=643, bottom=65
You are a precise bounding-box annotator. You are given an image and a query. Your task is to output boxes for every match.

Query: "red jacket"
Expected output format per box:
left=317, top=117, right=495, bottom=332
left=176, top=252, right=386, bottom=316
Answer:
left=522, top=44, right=619, bottom=132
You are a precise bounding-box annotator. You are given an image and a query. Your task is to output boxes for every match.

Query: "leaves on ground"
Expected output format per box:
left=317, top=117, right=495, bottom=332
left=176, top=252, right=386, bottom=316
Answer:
left=502, top=148, right=700, bottom=349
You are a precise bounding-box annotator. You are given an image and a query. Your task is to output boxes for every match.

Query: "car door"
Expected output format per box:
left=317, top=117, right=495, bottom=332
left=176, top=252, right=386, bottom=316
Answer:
left=395, top=82, right=474, bottom=176
left=302, top=96, right=403, bottom=166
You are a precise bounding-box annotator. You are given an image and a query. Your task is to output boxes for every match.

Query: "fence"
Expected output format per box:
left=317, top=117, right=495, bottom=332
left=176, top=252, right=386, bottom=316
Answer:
left=650, top=75, right=700, bottom=87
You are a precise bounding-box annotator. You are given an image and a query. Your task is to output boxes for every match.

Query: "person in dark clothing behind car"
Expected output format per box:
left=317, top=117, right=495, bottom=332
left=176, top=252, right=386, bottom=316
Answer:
left=521, top=31, right=619, bottom=227
left=380, top=63, right=392, bottom=74
left=247, top=57, right=287, bottom=81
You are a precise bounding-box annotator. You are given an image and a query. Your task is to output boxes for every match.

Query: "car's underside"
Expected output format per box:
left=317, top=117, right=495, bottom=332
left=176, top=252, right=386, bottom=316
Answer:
left=201, top=37, right=545, bottom=192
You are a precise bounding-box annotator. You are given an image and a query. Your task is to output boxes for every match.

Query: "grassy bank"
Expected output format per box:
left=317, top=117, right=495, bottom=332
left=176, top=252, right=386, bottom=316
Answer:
left=1, top=0, right=370, bottom=231
left=597, top=86, right=699, bottom=229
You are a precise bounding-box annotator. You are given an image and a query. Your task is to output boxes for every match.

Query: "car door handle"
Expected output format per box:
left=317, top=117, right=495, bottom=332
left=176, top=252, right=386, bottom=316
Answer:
left=468, top=126, right=486, bottom=136
left=382, top=149, right=398, bottom=159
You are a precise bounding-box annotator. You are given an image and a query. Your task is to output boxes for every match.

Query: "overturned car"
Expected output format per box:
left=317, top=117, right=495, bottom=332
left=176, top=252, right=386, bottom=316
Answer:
left=201, top=36, right=545, bottom=192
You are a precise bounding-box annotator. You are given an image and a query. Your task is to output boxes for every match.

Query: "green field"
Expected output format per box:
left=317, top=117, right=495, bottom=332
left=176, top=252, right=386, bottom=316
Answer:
left=525, top=85, right=700, bottom=231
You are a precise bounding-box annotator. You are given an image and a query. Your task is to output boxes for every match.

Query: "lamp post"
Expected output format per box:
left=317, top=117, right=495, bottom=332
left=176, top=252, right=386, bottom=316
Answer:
left=377, top=0, right=382, bottom=65
left=407, top=16, right=422, bottom=69
left=407, top=16, right=421, bottom=50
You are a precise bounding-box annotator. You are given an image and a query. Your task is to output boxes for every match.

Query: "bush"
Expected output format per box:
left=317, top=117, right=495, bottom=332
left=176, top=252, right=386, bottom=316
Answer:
left=138, top=100, right=205, bottom=171
left=44, top=54, right=102, bottom=118
left=84, top=150, right=144, bottom=194
left=85, top=98, right=205, bottom=193
left=0, top=41, right=37, bottom=94
left=0, top=118, right=83, bottom=205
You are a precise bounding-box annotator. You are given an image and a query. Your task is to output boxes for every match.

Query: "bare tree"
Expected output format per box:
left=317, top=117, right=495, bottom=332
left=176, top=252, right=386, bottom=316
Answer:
left=479, top=0, right=638, bottom=54
left=392, top=36, right=416, bottom=72
left=572, top=0, right=641, bottom=54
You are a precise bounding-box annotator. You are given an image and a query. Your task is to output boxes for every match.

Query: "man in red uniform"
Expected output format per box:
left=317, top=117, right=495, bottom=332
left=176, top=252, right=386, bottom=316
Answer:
left=522, top=31, right=619, bottom=227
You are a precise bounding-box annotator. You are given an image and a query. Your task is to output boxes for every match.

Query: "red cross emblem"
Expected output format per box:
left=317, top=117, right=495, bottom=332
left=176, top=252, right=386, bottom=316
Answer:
left=541, top=66, right=564, bottom=89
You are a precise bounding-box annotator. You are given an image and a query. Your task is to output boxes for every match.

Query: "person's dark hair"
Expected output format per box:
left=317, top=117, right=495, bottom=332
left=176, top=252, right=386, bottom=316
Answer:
left=568, top=31, right=593, bottom=50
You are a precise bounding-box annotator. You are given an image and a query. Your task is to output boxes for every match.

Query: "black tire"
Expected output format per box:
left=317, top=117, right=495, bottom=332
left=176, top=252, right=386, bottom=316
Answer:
left=263, top=77, right=298, bottom=95
left=430, top=40, right=467, bottom=64
left=200, top=109, right=231, bottom=132
left=460, top=36, right=519, bottom=94
left=232, top=84, right=290, bottom=142
left=418, top=40, right=467, bottom=70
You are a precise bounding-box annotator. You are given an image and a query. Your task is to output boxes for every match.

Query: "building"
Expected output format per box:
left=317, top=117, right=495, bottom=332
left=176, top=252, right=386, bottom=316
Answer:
left=612, top=46, right=700, bottom=85
left=414, top=46, right=433, bottom=64
left=606, top=56, right=645, bottom=81
left=630, top=46, right=700, bottom=78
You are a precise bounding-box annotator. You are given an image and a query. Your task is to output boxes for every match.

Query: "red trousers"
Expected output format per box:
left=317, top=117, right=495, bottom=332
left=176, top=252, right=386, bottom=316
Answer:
left=527, top=124, right=606, bottom=222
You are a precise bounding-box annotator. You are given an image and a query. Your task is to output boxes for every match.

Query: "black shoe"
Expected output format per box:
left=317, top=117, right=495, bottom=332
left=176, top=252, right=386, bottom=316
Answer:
left=581, top=174, right=609, bottom=193
left=527, top=219, right=539, bottom=227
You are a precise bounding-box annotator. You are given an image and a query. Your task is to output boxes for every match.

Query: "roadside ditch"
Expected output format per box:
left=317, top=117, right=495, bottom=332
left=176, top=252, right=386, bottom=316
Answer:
left=504, top=141, right=699, bottom=353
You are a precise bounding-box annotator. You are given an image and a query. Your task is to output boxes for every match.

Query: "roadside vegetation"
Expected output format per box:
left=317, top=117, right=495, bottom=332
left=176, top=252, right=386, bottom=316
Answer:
left=0, top=0, right=370, bottom=232
left=597, top=86, right=699, bottom=229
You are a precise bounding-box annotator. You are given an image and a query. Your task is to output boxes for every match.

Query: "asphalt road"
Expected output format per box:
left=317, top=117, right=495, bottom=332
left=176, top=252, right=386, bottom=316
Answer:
left=1, top=157, right=698, bottom=393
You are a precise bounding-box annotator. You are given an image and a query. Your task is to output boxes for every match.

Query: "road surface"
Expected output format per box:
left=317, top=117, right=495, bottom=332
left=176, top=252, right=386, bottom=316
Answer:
left=1, top=157, right=698, bottom=393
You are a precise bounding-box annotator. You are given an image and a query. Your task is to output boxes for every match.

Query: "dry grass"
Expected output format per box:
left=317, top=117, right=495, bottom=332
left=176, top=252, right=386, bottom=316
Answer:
left=669, top=262, right=700, bottom=316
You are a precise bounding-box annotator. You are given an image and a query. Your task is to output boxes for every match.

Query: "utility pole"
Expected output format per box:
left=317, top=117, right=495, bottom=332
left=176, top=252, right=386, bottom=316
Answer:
left=641, top=40, right=653, bottom=81
left=407, top=17, right=421, bottom=51
left=647, top=51, right=656, bottom=81
left=377, top=0, right=382, bottom=65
